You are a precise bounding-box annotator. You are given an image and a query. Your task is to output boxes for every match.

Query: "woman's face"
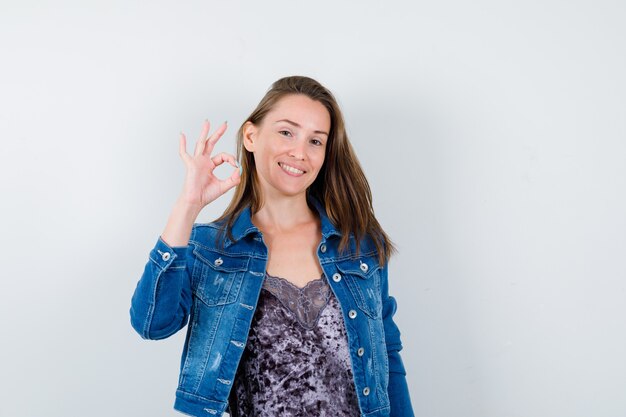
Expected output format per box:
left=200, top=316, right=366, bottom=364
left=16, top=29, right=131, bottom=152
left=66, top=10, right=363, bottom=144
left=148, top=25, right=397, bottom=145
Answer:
left=243, top=94, right=331, bottom=200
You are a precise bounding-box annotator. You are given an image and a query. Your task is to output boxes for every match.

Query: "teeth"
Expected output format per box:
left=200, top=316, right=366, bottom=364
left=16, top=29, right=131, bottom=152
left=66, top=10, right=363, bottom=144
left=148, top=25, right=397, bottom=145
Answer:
left=280, top=163, right=304, bottom=175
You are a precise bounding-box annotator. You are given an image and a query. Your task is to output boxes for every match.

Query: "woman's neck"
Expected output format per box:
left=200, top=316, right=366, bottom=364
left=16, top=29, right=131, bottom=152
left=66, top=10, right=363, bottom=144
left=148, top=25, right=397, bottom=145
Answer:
left=252, top=194, right=317, bottom=234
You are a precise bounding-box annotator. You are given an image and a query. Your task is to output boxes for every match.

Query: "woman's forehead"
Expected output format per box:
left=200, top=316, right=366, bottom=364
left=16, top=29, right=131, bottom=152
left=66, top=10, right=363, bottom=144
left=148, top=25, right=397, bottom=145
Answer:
left=264, top=95, right=330, bottom=130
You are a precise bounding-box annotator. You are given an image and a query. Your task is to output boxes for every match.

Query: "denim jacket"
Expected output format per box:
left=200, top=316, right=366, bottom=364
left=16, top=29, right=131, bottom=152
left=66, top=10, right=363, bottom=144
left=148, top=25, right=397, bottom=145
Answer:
left=130, top=198, right=414, bottom=417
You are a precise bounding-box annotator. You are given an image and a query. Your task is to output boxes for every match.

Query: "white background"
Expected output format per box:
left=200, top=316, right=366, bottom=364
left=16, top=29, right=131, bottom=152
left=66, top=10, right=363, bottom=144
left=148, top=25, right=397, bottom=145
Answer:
left=1, top=1, right=625, bottom=416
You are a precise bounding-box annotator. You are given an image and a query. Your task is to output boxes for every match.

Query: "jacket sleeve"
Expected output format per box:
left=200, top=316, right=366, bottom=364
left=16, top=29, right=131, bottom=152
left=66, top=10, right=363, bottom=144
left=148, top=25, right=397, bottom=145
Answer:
left=381, top=262, right=415, bottom=416
left=129, top=232, right=194, bottom=340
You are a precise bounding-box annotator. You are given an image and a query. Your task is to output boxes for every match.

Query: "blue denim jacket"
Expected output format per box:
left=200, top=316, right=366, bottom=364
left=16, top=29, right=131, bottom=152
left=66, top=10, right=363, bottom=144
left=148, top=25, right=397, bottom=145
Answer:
left=130, top=198, right=414, bottom=417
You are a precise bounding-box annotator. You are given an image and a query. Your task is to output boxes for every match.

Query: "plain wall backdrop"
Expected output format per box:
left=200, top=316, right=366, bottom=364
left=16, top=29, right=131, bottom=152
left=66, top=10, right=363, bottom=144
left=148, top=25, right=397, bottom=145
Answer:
left=1, top=1, right=625, bottom=416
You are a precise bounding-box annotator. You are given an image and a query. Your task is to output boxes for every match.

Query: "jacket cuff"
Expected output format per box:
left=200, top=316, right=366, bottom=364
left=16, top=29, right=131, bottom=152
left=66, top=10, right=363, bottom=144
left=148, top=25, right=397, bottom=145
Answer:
left=149, top=236, right=188, bottom=270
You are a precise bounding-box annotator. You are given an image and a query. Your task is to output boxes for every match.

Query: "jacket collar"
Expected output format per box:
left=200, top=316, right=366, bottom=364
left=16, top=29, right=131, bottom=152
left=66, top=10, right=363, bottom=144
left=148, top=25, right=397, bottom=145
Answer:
left=226, top=196, right=341, bottom=246
left=309, top=196, right=342, bottom=240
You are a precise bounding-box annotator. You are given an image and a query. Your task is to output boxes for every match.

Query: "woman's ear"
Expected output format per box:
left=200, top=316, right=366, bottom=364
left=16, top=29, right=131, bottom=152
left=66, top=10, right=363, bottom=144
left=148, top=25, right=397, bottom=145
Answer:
left=243, top=121, right=256, bottom=152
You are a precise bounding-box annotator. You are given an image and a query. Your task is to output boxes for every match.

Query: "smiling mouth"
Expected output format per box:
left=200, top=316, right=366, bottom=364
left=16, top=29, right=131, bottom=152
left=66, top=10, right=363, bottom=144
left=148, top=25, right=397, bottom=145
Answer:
left=278, top=162, right=305, bottom=175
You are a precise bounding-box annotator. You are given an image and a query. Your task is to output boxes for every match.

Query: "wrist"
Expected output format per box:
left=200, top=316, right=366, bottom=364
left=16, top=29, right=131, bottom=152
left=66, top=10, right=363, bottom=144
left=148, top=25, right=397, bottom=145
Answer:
left=174, top=196, right=204, bottom=216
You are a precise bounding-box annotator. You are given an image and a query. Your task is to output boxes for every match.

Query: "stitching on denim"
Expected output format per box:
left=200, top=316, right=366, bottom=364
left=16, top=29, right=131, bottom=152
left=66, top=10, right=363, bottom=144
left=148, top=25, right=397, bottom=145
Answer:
left=195, top=266, right=244, bottom=307
left=192, top=248, right=250, bottom=272
left=344, top=275, right=367, bottom=315
left=318, top=250, right=378, bottom=264
left=148, top=254, right=165, bottom=271
left=192, top=303, right=226, bottom=393
left=191, top=241, right=267, bottom=259
left=179, top=303, right=199, bottom=385
left=192, top=241, right=251, bottom=257
left=142, top=261, right=165, bottom=338
left=175, top=388, right=221, bottom=403
left=362, top=405, right=391, bottom=415
left=367, top=310, right=384, bottom=405
left=336, top=260, right=381, bottom=278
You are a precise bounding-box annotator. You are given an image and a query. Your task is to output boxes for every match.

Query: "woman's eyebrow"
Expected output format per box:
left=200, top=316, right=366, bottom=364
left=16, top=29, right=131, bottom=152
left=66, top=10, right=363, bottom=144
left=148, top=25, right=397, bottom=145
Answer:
left=274, top=119, right=329, bottom=136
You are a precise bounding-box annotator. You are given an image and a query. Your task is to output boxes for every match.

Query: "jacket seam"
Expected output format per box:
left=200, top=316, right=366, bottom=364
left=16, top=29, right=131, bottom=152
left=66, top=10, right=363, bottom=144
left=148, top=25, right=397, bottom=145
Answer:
left=192, top=303, right=226, bottom=394
left=191, top=240, right=267, bottom=259
left=175, top=388, right=225, bottom=403
left=142, top=260, right=165, bottom=339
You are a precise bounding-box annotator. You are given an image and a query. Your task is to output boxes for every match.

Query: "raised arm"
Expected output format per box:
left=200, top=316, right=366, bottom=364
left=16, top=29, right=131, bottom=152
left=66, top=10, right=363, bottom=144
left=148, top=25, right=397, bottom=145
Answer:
left=129, top=120, right=241, bottom=339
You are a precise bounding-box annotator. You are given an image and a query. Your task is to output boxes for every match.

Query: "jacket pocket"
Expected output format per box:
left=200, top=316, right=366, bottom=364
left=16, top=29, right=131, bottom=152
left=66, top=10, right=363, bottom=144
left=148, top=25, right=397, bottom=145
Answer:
left=336, top=257, right=382, bottom=319
left=192, top=246, right=249, bottom=306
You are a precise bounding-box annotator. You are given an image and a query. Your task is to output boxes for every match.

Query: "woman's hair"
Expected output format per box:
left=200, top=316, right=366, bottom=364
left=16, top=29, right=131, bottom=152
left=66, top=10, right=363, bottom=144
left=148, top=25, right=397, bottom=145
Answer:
left=215, top=75, right=395, bottom=265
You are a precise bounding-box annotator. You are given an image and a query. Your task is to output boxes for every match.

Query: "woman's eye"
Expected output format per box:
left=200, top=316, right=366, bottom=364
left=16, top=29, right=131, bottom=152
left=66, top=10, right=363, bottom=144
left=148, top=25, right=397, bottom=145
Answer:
left=279, top=130, right=292, bottom=137
left=310, top=138, right=323, bottom=146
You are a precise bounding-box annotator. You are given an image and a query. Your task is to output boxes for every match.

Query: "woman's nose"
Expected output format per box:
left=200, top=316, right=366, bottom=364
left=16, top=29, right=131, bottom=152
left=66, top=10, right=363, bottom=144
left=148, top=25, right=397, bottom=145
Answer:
left=288, top=138, right=306, bottom=160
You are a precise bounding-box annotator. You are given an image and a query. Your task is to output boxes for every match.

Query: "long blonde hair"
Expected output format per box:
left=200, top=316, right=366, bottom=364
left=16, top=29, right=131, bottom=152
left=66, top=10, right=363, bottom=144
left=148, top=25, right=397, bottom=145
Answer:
left=215, top=75, right=395, bottom=265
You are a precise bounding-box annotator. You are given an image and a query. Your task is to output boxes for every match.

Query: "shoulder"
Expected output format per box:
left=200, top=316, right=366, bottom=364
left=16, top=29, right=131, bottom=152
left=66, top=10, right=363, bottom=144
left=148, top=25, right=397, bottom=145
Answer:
left=334, top=232, right=380, bottom=259
left=189, top=215, right=262, bottom=257
left=189, top=220, right=227, bottom=248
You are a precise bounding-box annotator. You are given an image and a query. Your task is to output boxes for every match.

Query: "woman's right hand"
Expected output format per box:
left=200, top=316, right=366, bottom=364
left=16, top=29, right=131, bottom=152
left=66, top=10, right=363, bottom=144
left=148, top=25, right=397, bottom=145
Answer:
left=177, top=120, right=241, bottom=209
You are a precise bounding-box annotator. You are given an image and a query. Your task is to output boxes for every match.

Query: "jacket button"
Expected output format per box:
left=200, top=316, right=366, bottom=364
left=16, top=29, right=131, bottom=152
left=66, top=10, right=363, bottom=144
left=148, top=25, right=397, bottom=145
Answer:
left=363, top=387, right=370, bottom=396
left=161, top=252, right=171, bottom=261
left=320, top=244, right=327, bottom=253
left=348, top=309, right=357, bottom=319
left=332, top=273, right=342, bottom=282
left=357, top=347, right=364, bottom=356
left=214, top=258, right=223, bottom=266
left=360, top=262, right=368, bottom=272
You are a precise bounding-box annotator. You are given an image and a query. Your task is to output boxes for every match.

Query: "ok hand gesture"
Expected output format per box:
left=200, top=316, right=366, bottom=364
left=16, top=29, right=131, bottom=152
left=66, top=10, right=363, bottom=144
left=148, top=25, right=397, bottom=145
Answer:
left=177, top=120, right=241, bottom=210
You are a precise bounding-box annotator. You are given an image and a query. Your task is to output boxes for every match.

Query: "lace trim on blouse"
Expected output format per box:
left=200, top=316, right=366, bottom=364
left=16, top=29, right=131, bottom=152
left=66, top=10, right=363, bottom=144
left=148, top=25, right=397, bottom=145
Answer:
left=263, top=272, right=330, bottom=330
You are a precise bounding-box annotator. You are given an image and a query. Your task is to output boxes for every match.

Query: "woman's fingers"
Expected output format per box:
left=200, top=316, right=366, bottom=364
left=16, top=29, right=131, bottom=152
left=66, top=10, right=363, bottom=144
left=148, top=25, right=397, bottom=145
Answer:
left=180, top=121, right=234, bottom=176
left=203, top=121, right=228, bottom=156
left=211, top=152, right=238, bottom=168
left=194, top=120, right=211, bottom=157
left=218, top=163, right=242, bottom=194
left=179, top=132, right=191, bottom=163
left=211, top=152, right=241, bottom=192
left=223, top=169, right=242, bottom=190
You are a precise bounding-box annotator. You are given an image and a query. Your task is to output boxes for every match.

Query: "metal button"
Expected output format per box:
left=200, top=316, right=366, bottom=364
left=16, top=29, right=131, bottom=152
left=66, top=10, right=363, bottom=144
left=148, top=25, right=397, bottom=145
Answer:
left=360, top=262, right=368, bottom=272
left=161, top=252, right=171, bottom=261
left=348, top=309, right=357, bottom=319
left=332, top=273, right=342, bottom=283
left=357, top=347, right=365, bottom=356
left=320, top=244, right=327, bottom=253
left=214, top=257, right=223, bottom=266
left=363, top=387, right=370, bottom=396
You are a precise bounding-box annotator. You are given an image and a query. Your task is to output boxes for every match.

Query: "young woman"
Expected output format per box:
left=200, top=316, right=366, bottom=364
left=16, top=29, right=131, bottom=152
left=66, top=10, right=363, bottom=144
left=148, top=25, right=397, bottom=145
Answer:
left=130, top=76, right=414, bottom=417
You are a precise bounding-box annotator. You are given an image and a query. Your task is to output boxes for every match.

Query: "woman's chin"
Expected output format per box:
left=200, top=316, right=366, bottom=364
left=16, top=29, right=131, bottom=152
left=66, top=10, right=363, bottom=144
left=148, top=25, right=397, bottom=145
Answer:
left=267, top=184, right=310, bottom=199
